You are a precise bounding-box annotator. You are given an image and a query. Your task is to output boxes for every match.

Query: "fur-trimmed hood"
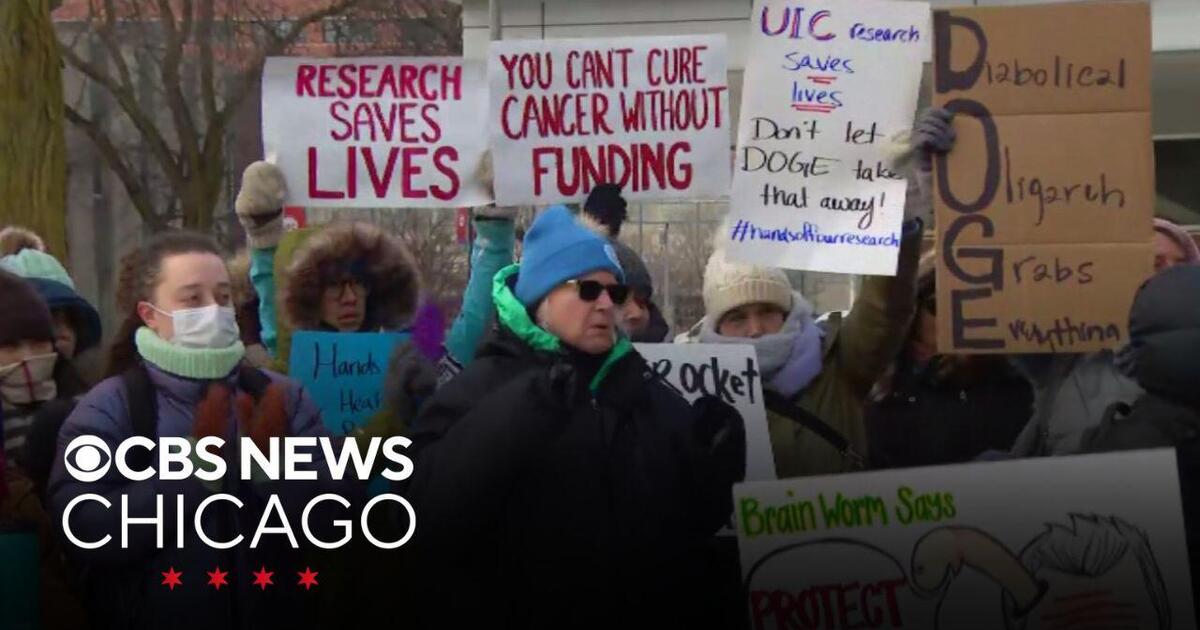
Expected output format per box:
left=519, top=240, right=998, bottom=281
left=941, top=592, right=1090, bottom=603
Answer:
left=282, top=221, right=420, bottom=331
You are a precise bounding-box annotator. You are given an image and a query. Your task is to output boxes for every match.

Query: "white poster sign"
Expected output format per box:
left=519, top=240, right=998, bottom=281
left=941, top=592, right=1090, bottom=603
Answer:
left=262, top=57, right=490, bottom=208
left=489, top=35, right=731, bottom=206
left=725, top=0, right=930, bottom=275
left=736, top=450, right=1195, bottom=629
left=636, top=343, right=777, bottom=482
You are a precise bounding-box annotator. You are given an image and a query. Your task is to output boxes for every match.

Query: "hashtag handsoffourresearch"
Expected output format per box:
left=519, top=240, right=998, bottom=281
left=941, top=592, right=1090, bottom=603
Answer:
left=728, top=220, right=900, bottom=247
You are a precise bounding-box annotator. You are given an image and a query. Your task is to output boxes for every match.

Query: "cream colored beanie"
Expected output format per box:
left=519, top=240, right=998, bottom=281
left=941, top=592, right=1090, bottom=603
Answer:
left=702, top=249, right=794, bottom=325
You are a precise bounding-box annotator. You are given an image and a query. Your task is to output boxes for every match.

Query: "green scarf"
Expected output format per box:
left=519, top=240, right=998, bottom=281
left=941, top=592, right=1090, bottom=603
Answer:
left=135, top=327, right=245, bottom=380
left=492, top=264, right=632, bottom=393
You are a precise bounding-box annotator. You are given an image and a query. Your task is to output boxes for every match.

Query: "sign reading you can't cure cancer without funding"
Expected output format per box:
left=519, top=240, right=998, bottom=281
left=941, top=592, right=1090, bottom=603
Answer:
left=487, top=34, right=732, bottom=206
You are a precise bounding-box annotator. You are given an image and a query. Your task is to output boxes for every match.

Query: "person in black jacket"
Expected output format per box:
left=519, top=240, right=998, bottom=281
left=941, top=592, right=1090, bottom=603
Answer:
left=1082, top=264, right=1200, bottom=451
left=405, top=205, right=745, bottom=630
left=865, top=256, right=1033, bottom=467
left=1079, top=264, right=1200, bottom=622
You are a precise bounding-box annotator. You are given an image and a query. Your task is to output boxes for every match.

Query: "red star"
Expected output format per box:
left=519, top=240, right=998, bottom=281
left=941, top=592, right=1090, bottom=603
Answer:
left=297, top=567, right=319, bottom=591
left=161, top=567, right=183, bottom=591
left=206, top=567, right=229, bottom=590
left=252, top=566, right=274, bottom=591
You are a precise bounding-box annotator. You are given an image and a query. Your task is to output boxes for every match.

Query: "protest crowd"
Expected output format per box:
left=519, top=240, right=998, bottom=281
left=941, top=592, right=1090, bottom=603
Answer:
left=2, top=1, right=1199, bottom=629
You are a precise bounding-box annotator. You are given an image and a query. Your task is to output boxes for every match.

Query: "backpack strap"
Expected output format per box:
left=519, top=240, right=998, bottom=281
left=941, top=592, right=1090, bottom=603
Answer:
left=121, top=363, right=158, bottom=473
left=764, top=389, right=868, bottom=470
left=121, top=363, right=272, bottom=472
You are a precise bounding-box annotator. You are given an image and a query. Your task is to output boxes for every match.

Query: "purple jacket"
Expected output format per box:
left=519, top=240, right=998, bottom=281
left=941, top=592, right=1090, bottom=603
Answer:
left=48, top=363, right=343, bottom=630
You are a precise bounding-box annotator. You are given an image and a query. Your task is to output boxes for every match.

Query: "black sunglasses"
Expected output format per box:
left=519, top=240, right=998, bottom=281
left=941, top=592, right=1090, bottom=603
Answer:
left=566, top=280, right=630, bottom=305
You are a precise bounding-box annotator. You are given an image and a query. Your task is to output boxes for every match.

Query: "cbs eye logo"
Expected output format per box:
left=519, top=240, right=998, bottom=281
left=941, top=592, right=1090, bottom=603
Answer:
left=63, top=435, right=112, bottom=482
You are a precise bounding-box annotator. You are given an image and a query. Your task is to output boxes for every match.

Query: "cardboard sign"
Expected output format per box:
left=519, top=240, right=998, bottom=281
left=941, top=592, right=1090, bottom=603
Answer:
left=262, top=57, right=491, bottom=208
left=724, top=0, right=930, bottom=276
left=932, top=3, right=1154, bottom=354
left=289, top=331, right=408, bottom=435
left=488, top=35, right=731, bottom=206
left=636, top=343, right=777, bottom=481
left=735, top=450, right=1195, bottom=629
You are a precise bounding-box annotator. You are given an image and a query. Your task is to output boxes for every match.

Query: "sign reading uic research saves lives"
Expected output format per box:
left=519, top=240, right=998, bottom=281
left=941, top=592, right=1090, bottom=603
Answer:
left=724, top=0, right=930, bottom=276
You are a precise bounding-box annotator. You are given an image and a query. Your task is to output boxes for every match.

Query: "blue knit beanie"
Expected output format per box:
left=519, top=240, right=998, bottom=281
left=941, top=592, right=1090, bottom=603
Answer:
left=514, top=205, right=624, bottom=307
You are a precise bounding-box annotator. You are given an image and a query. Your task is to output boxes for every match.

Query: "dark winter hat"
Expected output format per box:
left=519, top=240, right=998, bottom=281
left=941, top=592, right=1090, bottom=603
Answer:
left=26, top=278, right=103, bottom=353
left=611, top=240, right=652, bottom=298
left=583, top=184, right=628, bottom=237
left=1127, top=265, right=1200, bottom=405
left=0, top=269, right=55, bottom=348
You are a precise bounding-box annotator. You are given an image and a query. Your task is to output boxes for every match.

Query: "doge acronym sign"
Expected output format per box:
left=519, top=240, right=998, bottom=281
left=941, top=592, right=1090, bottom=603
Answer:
left=932, top=2, right=1153, bottom=354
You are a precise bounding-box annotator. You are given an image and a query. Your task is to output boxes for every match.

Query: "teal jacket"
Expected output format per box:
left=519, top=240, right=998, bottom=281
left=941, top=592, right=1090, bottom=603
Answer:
left=443, top=218, right=515, bottom=367
left=250, top=246, right=279, bottom=355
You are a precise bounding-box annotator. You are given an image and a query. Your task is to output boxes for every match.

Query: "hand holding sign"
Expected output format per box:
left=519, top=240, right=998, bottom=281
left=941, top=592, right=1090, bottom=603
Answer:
left=636, top=343, right=777, bottom=481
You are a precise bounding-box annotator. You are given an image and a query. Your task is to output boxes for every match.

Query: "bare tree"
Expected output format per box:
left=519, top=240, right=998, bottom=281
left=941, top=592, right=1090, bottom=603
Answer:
left=1, top=0, right=68, bottom=257
left=375, top=209, right=468, bottom=304
left=56, top=0, right=461, bottom=231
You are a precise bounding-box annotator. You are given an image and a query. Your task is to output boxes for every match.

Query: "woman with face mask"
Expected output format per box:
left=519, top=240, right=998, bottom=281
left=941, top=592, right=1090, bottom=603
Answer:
left=0, top=269, right=88, bottom=629
left=47, top=232, right=336, bottom=629
left=404, top=206, right=746, bottom=629
left=0, top=270, right=87, bottom=461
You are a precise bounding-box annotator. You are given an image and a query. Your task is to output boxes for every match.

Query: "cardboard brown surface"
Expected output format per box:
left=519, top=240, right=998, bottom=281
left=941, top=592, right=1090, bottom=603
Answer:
left=932, top=1, right=1153, bottom=354
left=935, top=242, right=1150, bottom=353
left=933, top=2, right=1150, bottom=116
left=935, top=111, right=1153, bottom=245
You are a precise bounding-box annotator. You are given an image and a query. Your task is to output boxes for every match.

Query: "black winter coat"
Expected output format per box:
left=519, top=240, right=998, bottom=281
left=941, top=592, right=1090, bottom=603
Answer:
left=404, top=265, right=745, bottom=630
left=864, top=356, right=1033, bottom=468
left=1078, top=265, right=1200, bottom=623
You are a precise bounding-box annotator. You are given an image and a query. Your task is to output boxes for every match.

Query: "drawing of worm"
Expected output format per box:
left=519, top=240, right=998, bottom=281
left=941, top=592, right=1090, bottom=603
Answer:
left=911, top=526, right=1048, bottom=627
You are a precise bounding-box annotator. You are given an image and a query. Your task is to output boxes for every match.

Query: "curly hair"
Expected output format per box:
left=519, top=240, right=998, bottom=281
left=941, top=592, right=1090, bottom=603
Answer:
left=107, top=231, right=224, bottom=377
left=282, top=221, right=420, bottom=332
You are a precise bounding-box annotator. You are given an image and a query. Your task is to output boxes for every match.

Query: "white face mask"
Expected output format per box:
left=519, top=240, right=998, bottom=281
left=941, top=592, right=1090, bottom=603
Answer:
left=0, top=353, right=58, bottom=405
left=150, top=303, right=240, bottom=350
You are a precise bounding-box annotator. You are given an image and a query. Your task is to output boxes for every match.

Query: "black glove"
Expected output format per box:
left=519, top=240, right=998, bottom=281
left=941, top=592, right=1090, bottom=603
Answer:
left=384, top=341, right=439, bottom=422
left=691, top=395, right=747, bottom=485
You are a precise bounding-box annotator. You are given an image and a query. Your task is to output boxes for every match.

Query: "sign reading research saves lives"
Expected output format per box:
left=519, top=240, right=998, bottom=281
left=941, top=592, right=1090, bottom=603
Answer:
left=262, top=57, right=491, bottom=208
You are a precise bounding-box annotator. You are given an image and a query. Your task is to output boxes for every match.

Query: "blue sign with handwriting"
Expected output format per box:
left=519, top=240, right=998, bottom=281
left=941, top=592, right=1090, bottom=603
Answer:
left=289, top=331, right=409, bottom=436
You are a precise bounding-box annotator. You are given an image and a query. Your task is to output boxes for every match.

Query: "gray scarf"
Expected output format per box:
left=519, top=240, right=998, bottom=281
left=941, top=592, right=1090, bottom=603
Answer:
left=698, top=292, right=825, bottom=398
